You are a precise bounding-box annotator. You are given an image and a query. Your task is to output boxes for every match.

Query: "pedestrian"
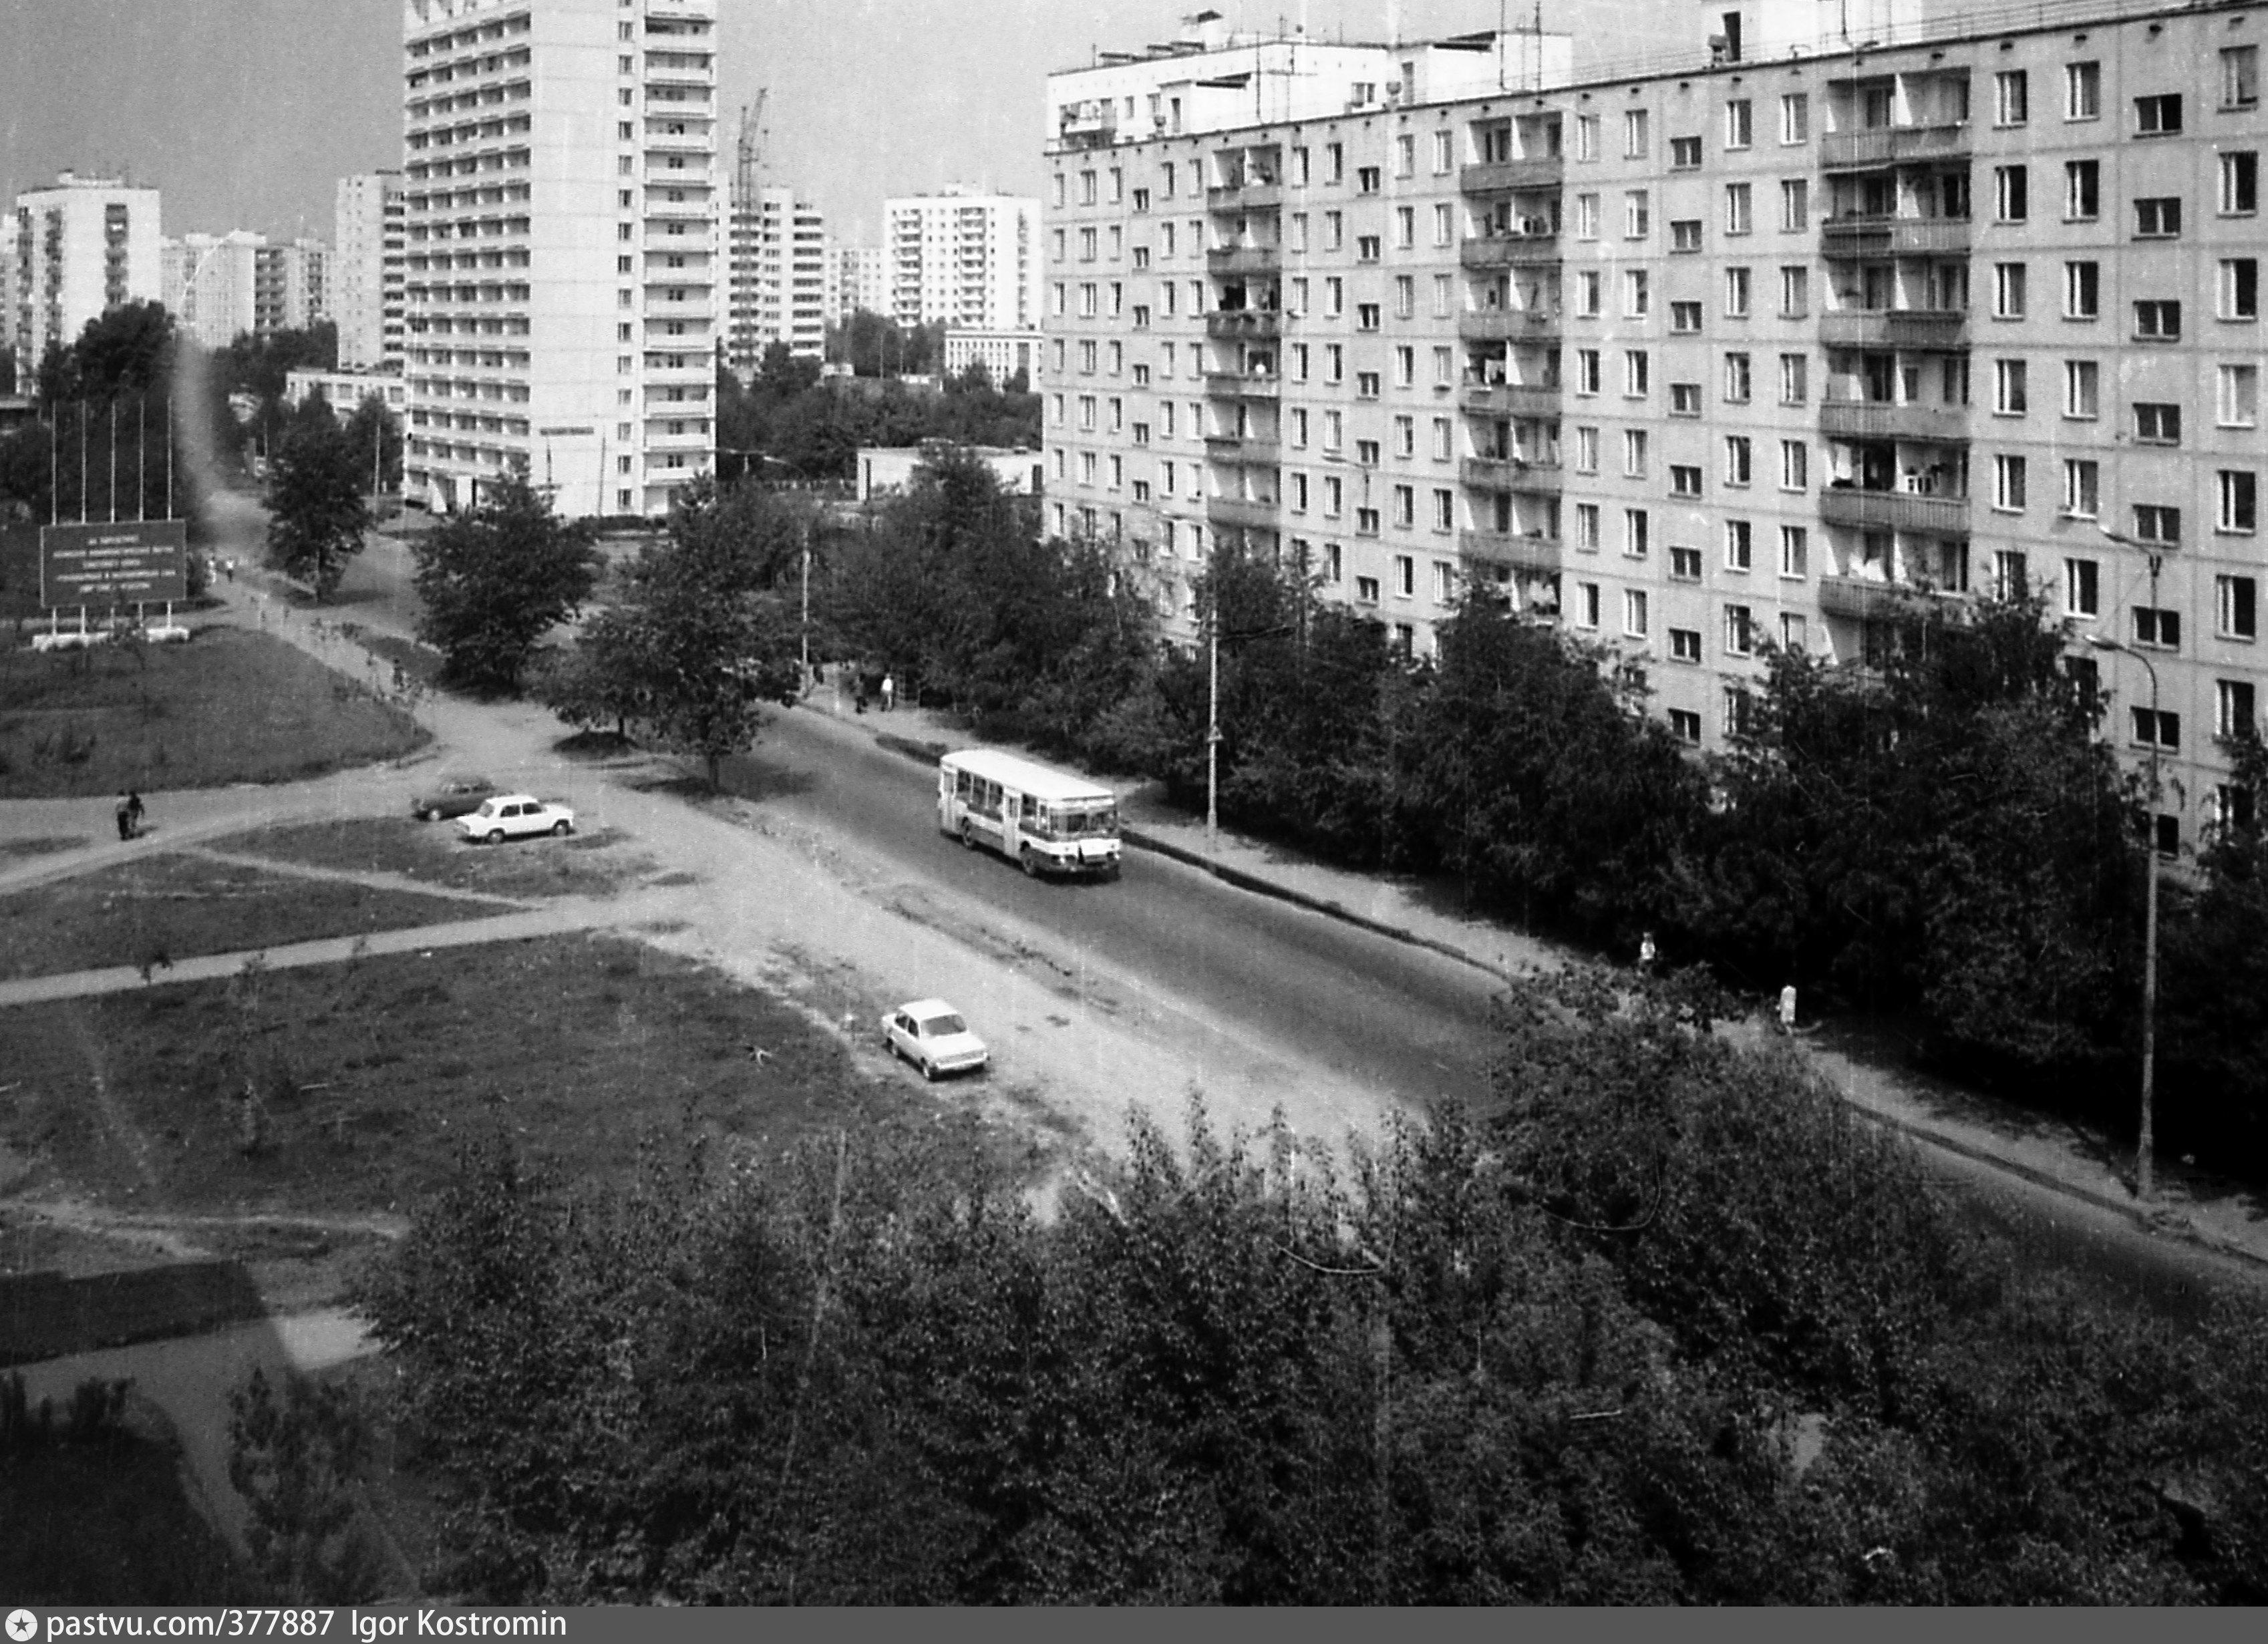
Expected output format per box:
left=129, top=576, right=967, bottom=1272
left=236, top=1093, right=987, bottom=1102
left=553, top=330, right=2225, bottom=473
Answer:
left=1778, top=982, right=1798, bottom=1035
left=880, top=673, right=896, bottom=712
left=114, top=792, right=132, bottom=842
left=224, top=558, right=236, bottom=583
left=126, top=791, right=145, bottom=838
left=1638, top=930, right=1657, bottom=972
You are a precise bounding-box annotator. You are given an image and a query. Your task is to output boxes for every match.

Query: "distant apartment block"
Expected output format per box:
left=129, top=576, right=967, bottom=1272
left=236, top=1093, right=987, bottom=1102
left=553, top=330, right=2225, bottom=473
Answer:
left=727, top=183, right=827, bottom=371
left=1045, top=0, right=2268, bottom=852
left=401, top=0, right=719, bottom=520
left=335, top=171, right=408, bottom=371
left=885, top=186, right=1041, bottom=331
left=830, top=242, right=888, bottom=321
left=11, top=172, right=163, bottom=368
left=162, top=232, right=330, bottom=349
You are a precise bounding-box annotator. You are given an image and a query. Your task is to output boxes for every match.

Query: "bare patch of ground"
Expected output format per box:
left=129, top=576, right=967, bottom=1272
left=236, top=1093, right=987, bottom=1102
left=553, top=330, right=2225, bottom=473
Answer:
left=216, top=815, right=663, bottom=900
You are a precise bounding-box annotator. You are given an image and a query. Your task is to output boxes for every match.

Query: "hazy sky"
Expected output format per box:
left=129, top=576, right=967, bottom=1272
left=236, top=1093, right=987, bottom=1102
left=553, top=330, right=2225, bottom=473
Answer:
left=0, top=0, right=1665, bottom=246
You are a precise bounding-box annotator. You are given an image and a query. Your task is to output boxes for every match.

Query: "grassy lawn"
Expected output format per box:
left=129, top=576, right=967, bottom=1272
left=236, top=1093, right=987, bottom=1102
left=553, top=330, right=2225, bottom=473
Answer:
left=0, top=851, right=500, bottom=981
left=0, top=626, right=426, bottom=798
left=0, top=933, right=1013, bottom=1218
left=0, top=1430, right=256, bottom=1602
left=0, top=834, right=90, bottom=863
left=220, top=817, right=656, bottom=900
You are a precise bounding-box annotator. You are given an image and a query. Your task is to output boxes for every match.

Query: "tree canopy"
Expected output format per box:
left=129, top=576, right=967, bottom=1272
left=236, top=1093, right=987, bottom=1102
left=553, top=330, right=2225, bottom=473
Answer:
left=262, top=398, right=369, bottom=601
left=410, top=472, right=601, bottom=693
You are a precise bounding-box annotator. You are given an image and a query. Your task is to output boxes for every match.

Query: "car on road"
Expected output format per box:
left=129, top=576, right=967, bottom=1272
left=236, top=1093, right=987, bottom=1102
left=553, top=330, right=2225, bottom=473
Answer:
left=880, top=999, right=989, bottom=1082
left=412, top=774, right=498, bottom=821
left=456, top=794, right=575, bottom=844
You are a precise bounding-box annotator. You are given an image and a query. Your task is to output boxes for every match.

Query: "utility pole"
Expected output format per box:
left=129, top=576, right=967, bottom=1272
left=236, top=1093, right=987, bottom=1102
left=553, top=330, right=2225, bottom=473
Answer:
left=800, top=517, right=812, bottom=679
left=1207, top=612, right=1221, bottom=855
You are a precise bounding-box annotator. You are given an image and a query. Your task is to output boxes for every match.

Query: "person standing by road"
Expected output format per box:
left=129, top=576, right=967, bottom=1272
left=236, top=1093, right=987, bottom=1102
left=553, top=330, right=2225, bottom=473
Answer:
left=880, top=673, right=896, bottom=712
left=114, top=792, right=132, bottom=841
left=1778, top=982, right=1798, bottom=1035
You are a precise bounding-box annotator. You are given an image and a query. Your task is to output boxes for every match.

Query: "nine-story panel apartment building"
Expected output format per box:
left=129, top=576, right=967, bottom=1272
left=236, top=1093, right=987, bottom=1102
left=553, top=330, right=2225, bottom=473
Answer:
left=1045, top=0, right=2268, bottom=850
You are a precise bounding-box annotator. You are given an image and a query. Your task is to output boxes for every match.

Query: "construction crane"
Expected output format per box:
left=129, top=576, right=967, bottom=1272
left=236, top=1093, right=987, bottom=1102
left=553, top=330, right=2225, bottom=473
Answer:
left=734, top=90, right=767, bottom=213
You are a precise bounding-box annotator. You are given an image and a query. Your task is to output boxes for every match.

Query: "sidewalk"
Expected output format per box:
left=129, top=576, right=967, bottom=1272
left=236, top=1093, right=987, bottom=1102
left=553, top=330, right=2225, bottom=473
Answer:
left=822, top=691, right=2268, bottom=1277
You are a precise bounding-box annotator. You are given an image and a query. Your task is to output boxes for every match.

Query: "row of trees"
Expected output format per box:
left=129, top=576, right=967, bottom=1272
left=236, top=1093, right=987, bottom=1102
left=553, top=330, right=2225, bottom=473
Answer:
left=716, top=346, right=1037, bottom=482
left=353, top=973, right=2268, bottom=1603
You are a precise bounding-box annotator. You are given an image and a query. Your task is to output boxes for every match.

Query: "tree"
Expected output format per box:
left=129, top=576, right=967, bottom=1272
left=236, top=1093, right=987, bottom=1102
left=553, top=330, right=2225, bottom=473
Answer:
left=411, top=472, right=600, bottom=692
left=339, top=393, right=404, bottom=493
left=263, top=401, right=369, bottom=600
left=542, top=477, right=802, bottom=786
left=226, top=1367, right=385, bottom=1602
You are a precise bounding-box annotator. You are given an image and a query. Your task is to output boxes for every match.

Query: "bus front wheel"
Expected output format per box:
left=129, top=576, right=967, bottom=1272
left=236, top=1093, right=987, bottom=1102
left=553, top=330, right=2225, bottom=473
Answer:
left=959, top=822, right=976, bottom=850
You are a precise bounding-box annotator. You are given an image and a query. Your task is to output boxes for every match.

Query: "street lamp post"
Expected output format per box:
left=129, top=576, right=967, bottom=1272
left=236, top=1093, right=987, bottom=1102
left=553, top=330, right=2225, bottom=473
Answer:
left=2088, top=631, right=2162, bottom=1202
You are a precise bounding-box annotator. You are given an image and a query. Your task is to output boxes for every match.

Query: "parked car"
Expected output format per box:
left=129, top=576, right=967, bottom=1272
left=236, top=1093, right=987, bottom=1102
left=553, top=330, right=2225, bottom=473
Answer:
left=880, top=999, right=989, bottom=1082
left=456, top=794, right=575, bottom=844
left=412, top=774, right=498, bottom=821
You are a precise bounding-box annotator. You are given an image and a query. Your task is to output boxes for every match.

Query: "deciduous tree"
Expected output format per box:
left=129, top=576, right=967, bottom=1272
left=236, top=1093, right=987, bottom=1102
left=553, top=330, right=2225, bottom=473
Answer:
left=411, top=472, right=600, bottom=692
left=263, top=402, right=369, bottom=601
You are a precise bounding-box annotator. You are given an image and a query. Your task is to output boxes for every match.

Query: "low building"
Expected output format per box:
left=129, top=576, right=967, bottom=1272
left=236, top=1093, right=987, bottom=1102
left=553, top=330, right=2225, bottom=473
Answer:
left=855, top=442, right=1043, bottom=503
left=283, top=368, right=408, bottom=418
left=943, top=327, right=1042, bottom=385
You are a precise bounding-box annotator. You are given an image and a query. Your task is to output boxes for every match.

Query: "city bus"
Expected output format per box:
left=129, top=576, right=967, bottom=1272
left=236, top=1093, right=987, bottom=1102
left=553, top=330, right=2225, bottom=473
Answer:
left=938, top=748, right=1122, bottom=880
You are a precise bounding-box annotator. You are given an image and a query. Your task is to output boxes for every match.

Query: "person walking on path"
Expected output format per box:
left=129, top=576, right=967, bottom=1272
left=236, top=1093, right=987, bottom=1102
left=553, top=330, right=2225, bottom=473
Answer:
left=1778, top=981, right=1798, bottom=1035
left=1638, top=931, right=1657, bottom=973
left=126, top=792, right=145, bottom=838
left=880, top=673, right=896, bottom=712
left=114, top=792, right=133, bottom=842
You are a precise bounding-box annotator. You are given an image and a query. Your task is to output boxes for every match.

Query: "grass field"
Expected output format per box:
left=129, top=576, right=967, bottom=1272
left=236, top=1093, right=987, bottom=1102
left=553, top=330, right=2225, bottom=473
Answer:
left=0, top=1430, right=256, bottom=1603
left=0, top=932, right=1008, bottom=1218
left=0, top=851, right=499, bottom=981
left=0, top=626, right=427, bottom=798
left=220, top=817, right=655, bottom=901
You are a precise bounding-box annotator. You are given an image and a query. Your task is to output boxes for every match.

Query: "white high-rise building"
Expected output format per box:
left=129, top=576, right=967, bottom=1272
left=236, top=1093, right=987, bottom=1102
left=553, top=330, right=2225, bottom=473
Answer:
left=727, top=183, right=826, bottom=373
left=162, top=230, right=264, bottom=350
left=335, top=172, right=407, bottom=371
left=401, top=0, right=718, bottom=520
left=884, top=187, right=1039, bottom=331
left=828, top=243, right=888, bottom=323
left=11, top=172, right=163, bottom=369
left=260, top=237, right=331, bottom=335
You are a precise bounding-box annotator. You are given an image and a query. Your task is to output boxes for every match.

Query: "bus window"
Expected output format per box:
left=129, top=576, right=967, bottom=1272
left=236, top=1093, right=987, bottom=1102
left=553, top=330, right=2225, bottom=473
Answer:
left=1019, top=792, right=1037, bottom=825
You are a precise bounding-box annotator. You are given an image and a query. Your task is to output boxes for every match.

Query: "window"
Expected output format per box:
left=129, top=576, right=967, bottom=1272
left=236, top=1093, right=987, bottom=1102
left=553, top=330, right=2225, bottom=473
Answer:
left=2226, top=46, right=2261, bottom=110
left=1671, top=135, right=1704, bottom=169
left=1780, top=440, right=1808, bottom=491
left=1995, top=165, right=2028, bottom=222
left=2066, top=359, right=2100, bottom=420
left=2066, top=557, right=2099, bottom=617
left=1624, top=269, right=1651, bottom=316
left=1779, top=178, right=1808, bottom=232
left=1623, top=508, right=1650, bottom=558
left=1994, top=359, right=2028, bottom=415
left=1780, top=93, right=1809, bottom=144
left=1724, top=435, right=1752, bottom=486
left=1724, top=604, right=1754, bottom=655
left=1576, top=349, right=1601, bottom=395
left=1356, top=575, right=1380, bottom=603
left=2222, top=470, right=2259, bottom=533
left=2063, top=458, right=2099, bottom=518
left=2136, top=197, right=2182, bottom=238
left=2223, top=152, right=2260, bottom=216
left=1394, top=414, right=1416, bottom=456
left=1575, top=270, right=1603, bottom=317
left=1434, top=490, right=1454, bottom=531
left=1671, top=463, right=1703, bottom=497
left=1671, top=381, right=1702, bottom=415
left=2134, top=300, right=2182, bottom=341
left=1724, top=99, right=1752, bottom=149
left=1434, top=204, right=1453, bottom=246
left=2134, top=605, right=2182, bottom=650
left=2064, top=159, right=2100, bottom=221
left=1575, top=114, right=1599, bottom=161
left=1625, top=190, right=1651, bottom=238
left=1575, top=502, right=1601, bottom=549
left=1574, top=192, right=1600, bottom=238
left=1671, top=218, right=1704, bottom=253
left=1357, top=302, right=1381, bottom=331
left=2134, top=504, right=2182, bottom=546
left=2135, top=94, right=2182, bottom=136
left=1995, top=69, right=2029, bottom=126
left=1724, top=520, right=1753, bottom=571
left=1394, top=206, right=1416, bottom=249
left=1724, top=351, right=1752, bottom=403
left=1434, top=130, right=1454, bottom=173
left=1671, top=546, right=1703, bottom=582
left=1575, top=426, right=1599, bottom=470
left=1625, top=350, right=1650, bottom=397
left=2221, top=680, right=2258, bottom=741
left=1623, top=430, right=1649, bottom=476
left=1624, top=109, right=1649, bottom=158
left=1780, top=524, right=1808, bottom=579
left=2132, top=707, right=2181, bottom=752
left=1624, top=589, right=1650, bottom=637
left=1670, top=707, right=1704, bottom=743
left=1575, top=582, right=1601, bottom=627
left=1993, top=263, right=2027, bottom=319
left=1671, top=299, right=1703, bottom=333
left=2067, top=61, right=2100, bottom=121
left=1394, top=552, right=1414, bottom=595
left=2221, top=363, right=2261, bottom=427
left=1994, top=454, right=2028, bottom=511
left=1780, top=265, right=1808, bottom=317
left=1724, top=182, right=1752, bottom=234
left=2136, top=402, right=2182, bottom=445
left=1724, top=267, right=1751, bottom=316
left=2221, top=259, right=2260, bottom=320
left=1780, top=353, right=1808, bottom=405
left=2064, top=260, right=2098, bottom=319
left=2218, top=574, right=2259, bottom=639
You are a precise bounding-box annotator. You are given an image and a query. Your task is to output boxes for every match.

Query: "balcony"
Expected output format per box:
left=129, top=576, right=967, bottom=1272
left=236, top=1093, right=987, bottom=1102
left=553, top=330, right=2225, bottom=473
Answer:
left=1204, top=434, right=1283, bottom=466
left=1818, top=399, right=1971, bottom=443
left=1820, top=123, right=1971, bottom=170
left=1458, top=157, right=1565, bottom=194
left=1204, top=369, right=1281, bottom=399
left=1206, top=180, right=1283, bottom=213
left=1206, top=244, right=1281, bottom=277
left=1208, top=494, right=1280, bottom=528
left=1206, top=310, right=1282, bottom=341
left=1459, top=380, right=1563, bottom=417
left=1818, top=308, right=1969, bottom=349
left=1459, top=231, right=1561, bottom=269
left=1817, top=574, right=1971, bottom=622
left=1459, top=528, right=1563, bottom=573
left=1820, top=213, right=1971, bottom=256
left=1056, top=102, right=1118, bottom=150
left=1818, top=486, right=1971, bottom=536
left=1458, top=310, right=1561, bottom=343
left=1460, top=455, right=1564, bottom=494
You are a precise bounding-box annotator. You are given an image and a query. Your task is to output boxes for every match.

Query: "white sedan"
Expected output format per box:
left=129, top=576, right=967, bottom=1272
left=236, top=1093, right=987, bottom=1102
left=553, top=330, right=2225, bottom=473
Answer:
left=880, top=999, right=989, bottom=1082
left=456, top=793, right=575, bottom=844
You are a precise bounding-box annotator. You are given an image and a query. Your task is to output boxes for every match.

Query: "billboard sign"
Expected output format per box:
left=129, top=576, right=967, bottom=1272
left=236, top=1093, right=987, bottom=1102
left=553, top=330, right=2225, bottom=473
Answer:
left=39, top=519, right=190, bottom=607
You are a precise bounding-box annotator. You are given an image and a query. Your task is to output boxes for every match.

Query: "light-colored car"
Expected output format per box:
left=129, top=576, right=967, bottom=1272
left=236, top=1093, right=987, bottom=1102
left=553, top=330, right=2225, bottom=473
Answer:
left=412, top=774, right=498, bottom=820
left=456, top=794, right=575, bottom=844
left=880, top=999, right=989, bottom=1082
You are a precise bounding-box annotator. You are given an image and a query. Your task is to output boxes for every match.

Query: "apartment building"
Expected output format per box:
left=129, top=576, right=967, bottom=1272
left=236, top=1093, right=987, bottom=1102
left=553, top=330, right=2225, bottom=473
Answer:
left=830, top=242, right=888, bottom=321
left=401, top=0, right=717, bottom=520
left=726, top=183, right=827, bottom=371
left=335, top=171, right=408, bottom=371
left=163, top=232, right=331, bottom=349
left=11, top=172, right=163, bottom=368
left=885, top=186, right=1041, bottom=331
left=1045, top=0, right=2268, bottom=850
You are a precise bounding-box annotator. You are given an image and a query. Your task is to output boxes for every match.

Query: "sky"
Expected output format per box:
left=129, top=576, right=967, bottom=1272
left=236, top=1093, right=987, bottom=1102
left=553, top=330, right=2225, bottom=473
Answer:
left=0, top=0, right=1665, bottom=247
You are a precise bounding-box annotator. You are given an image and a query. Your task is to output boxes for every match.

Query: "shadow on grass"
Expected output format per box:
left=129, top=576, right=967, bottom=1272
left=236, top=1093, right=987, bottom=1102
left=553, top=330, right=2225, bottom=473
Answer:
left=554, top=729, right=637, bottom=761
left=718, top=751, right=818, bottom=806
